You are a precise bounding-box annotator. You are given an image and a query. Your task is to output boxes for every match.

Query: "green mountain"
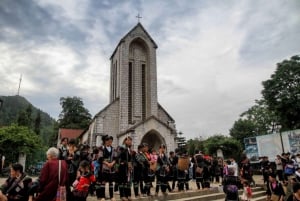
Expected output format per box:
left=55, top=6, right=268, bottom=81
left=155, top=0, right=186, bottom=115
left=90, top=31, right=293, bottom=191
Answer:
left=0, top=95, right=57, bottom=145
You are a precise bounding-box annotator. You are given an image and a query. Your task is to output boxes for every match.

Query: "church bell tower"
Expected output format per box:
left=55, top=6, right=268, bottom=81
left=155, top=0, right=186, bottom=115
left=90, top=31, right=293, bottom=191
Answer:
left=85, top=22, right=177, bottom=152
left=109, top=23, right=159, bottom=132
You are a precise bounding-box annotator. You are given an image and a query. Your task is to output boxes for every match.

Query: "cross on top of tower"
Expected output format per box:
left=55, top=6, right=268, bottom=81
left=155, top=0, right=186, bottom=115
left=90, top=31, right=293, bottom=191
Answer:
left=136, top=13, right=142, bottom=22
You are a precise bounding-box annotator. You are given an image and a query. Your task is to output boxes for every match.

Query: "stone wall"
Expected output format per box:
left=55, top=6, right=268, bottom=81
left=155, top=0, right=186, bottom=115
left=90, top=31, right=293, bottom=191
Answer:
left=132, top=118, right=177, bottom=152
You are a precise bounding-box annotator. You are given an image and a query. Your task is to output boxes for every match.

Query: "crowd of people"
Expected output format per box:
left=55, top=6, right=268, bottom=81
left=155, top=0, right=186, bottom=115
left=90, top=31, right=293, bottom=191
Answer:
left=0, top=134, right=253, bottom=201
left=259, top=153, right=300, bottom=201
left=2, top=135, right=300, bottom=201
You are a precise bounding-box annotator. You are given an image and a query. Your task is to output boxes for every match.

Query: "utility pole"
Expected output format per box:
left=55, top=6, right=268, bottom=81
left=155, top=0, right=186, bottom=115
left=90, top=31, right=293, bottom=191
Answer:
left=17, top=74, right=22, bottom=96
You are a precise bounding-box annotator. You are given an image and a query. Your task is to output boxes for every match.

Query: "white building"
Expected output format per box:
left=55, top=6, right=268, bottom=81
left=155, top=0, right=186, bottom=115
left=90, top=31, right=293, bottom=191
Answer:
left=82, top=23, right=178, bottom=151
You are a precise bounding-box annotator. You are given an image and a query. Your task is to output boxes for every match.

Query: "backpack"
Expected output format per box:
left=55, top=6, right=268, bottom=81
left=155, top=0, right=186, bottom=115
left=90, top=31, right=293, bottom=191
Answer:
left=285, top=164, right=295, bottom=175
left=225, top=184, right=239, bottom=200
left=92, top=160, right=100, bottom=178
left=226, top=184, right=238, bottom=194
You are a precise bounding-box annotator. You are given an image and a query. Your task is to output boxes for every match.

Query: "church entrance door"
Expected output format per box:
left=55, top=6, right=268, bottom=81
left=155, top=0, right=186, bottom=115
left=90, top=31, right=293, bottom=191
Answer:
left=141, top=130, right=165, bottom=152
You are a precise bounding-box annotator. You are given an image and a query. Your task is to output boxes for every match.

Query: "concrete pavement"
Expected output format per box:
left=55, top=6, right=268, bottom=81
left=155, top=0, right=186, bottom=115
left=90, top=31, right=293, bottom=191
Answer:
left=0, top=175, right=265, bottom=201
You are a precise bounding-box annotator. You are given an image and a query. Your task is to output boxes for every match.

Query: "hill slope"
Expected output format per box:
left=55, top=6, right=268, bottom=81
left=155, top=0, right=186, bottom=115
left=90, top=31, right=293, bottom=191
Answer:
left=0, top=95, right=56, bottom=145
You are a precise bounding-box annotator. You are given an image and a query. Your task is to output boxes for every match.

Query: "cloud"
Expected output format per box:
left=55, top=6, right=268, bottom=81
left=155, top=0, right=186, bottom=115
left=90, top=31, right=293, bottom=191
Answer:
left=238, top=1, right=300, bottom=66
left=0, top=0, right=299, bottom=139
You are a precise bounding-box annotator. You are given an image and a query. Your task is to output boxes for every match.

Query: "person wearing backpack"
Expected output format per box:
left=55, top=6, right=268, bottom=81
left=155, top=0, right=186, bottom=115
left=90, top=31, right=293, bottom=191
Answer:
left=284, top=160, right=296, bottom=180
left=222, top=167, right=242, bottom=201
left=193, top=151, right=205, bottom=190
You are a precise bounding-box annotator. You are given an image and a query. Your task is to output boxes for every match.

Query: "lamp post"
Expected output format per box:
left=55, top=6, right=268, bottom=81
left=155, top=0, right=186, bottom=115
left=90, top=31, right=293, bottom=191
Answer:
left=176, top=131, right=186, bottom=151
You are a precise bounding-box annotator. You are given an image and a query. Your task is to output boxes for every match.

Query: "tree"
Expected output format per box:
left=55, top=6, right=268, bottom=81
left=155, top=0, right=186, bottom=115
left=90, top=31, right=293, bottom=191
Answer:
left=230, top=99, right=279, bottom=145
left=17, top=105, right=32, bottom=127
left=58, top=96, right=92, bottom=129
left=203, top=135, right=242, bottom=159
left=34, top=110, right=41, bottom=135
left=48, top=121, right=60, bottom=146
left=0, top=124, right=42, bottom=164
left=0, top=95, right=56, bottom=147
left=240, top=99, right=278, bottom=134
left=262, top=55, right=300, bottom=130
left=186, top=139, right=196, bottom=155
left=229, top=119, right=257, bottom=147
left=186, top=137, right=204, bottom=155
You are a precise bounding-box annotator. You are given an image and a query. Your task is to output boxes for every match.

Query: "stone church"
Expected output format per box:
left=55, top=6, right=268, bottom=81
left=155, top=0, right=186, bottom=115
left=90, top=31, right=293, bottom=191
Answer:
left=82, top=23, right=178, bottom=151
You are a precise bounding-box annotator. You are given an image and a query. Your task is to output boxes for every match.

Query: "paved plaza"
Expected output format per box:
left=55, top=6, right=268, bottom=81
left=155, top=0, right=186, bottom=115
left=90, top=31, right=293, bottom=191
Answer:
left=0, top=175, right=265, bottom=201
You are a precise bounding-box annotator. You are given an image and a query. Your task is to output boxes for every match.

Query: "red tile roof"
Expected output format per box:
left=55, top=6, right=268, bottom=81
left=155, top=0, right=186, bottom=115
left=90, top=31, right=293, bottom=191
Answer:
left=58, top=128, right=84, bottom=141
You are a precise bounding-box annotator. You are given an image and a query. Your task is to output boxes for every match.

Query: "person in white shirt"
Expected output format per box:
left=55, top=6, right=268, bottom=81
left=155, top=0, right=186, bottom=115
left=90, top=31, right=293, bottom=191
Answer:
left=275, top=155, right=284, bottom=181
left=228, top=158, right=238, bottom=177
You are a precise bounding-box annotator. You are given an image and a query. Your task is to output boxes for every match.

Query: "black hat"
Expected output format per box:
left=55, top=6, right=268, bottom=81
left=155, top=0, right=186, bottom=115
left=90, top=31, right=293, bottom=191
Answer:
left=68, top=138, right=77, bottom=145
left=81, top=143, right=90, bottom=149
left=102, top=135, right=113, bottom=142
left=107, top=136, right=113, bottom=141
left=142, top=143, right=148, bottom=147
left=269, top=173, right=276, bottom=178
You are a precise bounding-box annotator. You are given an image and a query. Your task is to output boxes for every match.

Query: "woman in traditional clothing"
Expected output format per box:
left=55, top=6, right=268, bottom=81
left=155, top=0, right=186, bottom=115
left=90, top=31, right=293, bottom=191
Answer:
left=193, top=151, right=205, bottom=190
left=117, top=136, right=134, bottom=201
left=139, top=143, right=152, bottom=196
left=168, top=151, right=178, bottom=191
left=96, top=135, right=117, bottom=201
left=155, top=144, right=170, bottom=196
left=66, top=139, right=81, bottom=186
left=0, top=163, right=32, bottom=201
left=133, top=145, right=146, bottom=198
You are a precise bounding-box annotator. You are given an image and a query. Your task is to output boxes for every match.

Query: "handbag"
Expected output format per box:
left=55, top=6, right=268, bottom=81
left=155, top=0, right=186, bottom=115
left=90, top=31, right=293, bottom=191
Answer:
left=195, top=166, right=203, bottom=174
left=56, top=160, right=66, bottom=201
left=72, top=189, right=88, bottom=198
left=270, top=194, right=280, bottom=201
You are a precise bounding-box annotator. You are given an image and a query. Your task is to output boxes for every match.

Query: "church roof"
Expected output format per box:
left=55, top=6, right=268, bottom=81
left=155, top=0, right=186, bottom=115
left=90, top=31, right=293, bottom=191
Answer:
left=158, top=103, right=175, bottom=122
left=117, top=115, right=176, bottom=138
left=110, top=22, right=158, bottom=59
left=89, top=98, right=119, bottom=123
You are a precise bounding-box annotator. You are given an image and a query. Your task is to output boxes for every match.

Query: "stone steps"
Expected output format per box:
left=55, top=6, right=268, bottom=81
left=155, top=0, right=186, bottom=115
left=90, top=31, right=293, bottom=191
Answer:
left=150, top=186, right=266, bottom=201
left=214, top=190, right=266, bottom=201
left=87, top=185, right=266, bottom=201
left=127, top=187, right=221, bottom=201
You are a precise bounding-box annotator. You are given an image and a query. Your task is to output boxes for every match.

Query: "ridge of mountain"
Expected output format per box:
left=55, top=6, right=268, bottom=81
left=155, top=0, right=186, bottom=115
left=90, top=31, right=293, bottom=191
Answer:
left=0, top=95, right=56, bottom=144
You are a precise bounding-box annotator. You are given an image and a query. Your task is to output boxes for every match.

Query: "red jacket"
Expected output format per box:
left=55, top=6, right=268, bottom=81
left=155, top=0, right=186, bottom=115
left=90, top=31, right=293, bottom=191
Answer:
left=75, top=172, right=96, bottom=192
left=35, top=159, right=68, bottom=201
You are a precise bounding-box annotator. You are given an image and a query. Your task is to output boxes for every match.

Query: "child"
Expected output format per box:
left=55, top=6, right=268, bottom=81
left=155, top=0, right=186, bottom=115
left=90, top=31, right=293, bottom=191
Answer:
left=241, top=181, right=252, bottom=201
left=72, top=160, right=96, bottom=201
left=150, top=149, right=158, bottom=162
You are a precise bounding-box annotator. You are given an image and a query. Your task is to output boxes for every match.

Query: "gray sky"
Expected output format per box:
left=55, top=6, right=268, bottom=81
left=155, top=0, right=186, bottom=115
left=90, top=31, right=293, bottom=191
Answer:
left=1, top=0, right=300, bottom=139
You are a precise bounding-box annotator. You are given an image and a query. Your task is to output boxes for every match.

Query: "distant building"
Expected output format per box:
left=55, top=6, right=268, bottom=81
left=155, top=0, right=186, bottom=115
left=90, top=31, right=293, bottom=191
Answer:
left=82, top=23, right=178, bottom=151
left=57, top=128, right=84, bottom=147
